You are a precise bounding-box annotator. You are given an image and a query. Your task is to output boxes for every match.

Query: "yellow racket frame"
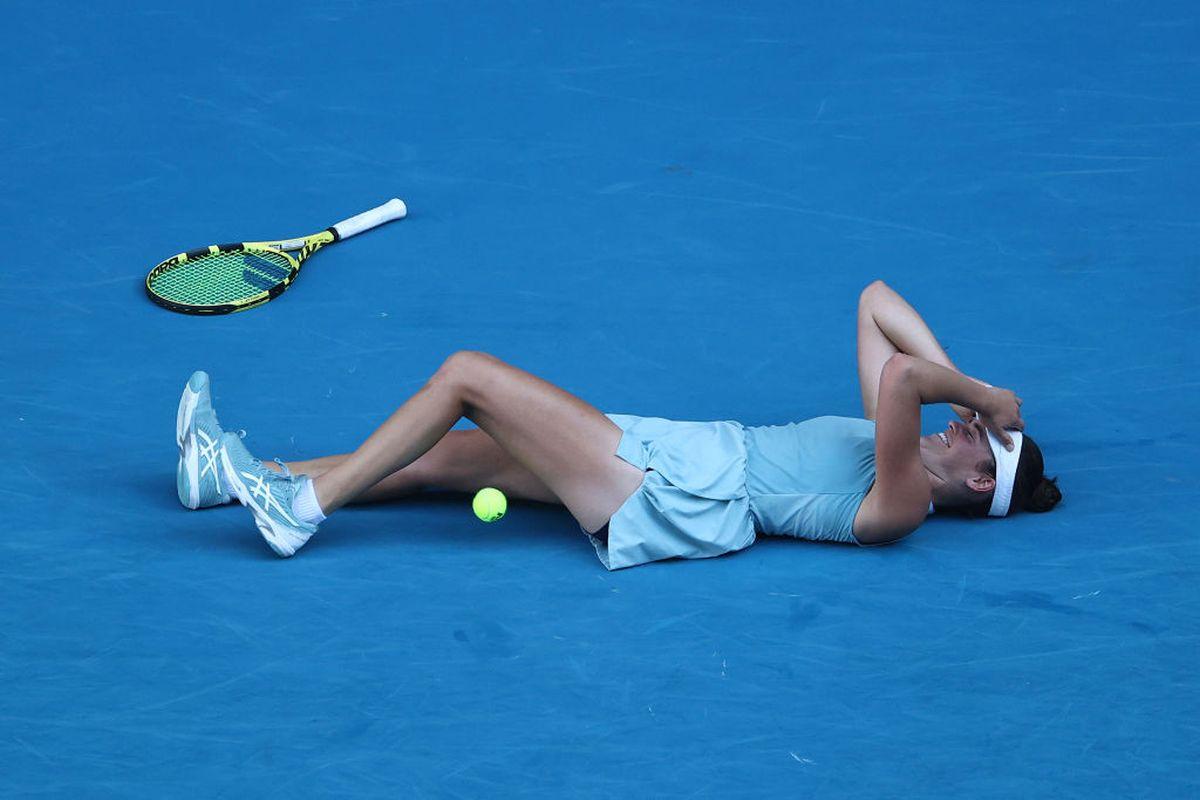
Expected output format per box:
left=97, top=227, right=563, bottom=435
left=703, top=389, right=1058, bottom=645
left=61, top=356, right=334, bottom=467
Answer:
left=145, top=198, right=407, bottom=315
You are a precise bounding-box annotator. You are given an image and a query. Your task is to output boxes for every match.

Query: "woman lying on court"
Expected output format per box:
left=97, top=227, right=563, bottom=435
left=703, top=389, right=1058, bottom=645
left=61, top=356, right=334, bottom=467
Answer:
left=175, top=280, right=1061, bottom=567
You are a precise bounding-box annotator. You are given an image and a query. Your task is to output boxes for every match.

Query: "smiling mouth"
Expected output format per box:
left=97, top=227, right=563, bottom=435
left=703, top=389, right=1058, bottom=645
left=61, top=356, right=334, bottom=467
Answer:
left=937, top=431, right=950, bottom=448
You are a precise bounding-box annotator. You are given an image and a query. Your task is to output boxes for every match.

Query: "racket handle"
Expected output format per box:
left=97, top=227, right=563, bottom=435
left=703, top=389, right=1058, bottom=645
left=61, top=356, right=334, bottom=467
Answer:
left=331, top=198, right=408, bottom=240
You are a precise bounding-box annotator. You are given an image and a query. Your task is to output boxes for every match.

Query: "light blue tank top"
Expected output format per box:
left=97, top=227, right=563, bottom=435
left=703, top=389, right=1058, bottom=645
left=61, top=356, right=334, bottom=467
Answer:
left=743, top=416, right=878, bottom=544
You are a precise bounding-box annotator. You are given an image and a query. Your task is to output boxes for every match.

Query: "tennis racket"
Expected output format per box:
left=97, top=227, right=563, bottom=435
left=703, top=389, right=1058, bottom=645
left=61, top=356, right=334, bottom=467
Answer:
left=145, top=198, right=408, bottom=315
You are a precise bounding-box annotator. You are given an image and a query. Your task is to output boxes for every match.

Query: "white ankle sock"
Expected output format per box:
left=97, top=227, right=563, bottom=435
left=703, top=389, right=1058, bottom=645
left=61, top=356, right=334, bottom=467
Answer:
left=292, top=479, right=326, bottom=526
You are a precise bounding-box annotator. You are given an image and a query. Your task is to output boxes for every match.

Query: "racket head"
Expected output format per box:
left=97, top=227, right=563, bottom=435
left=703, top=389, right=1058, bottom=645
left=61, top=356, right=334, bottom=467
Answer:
left=145, top=234, right=331, bottom=315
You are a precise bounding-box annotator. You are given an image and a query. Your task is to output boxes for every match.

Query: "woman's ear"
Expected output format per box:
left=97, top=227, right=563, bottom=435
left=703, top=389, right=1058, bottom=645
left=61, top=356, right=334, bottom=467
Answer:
left=966, top=474, right=996, bottom=494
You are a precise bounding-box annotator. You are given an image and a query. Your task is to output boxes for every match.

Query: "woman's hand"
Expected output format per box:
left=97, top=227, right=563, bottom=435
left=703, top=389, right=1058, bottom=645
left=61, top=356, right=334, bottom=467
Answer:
left=979, top=386, right=1025, bottom=451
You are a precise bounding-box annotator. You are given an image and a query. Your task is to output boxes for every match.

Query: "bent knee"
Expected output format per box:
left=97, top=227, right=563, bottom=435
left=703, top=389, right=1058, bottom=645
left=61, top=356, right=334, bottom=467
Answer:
left=859, top=279, right=888, bottom=306
left=442, top=349, right=497, bottom=373
left=433, top=350, right=495, bottom=384
left=431, top=351, right=505, bottom=412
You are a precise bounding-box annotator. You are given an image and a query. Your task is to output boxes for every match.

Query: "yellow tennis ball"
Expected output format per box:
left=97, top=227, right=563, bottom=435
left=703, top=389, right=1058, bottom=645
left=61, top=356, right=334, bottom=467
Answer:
left=472, top=487, right=507, bottom=522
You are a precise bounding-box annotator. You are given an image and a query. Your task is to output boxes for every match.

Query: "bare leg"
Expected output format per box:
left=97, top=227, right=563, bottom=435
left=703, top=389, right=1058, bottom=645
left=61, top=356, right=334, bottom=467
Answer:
left=312, top=351, right=645, bottom=533
left=271, top=428, right=561, bottom=505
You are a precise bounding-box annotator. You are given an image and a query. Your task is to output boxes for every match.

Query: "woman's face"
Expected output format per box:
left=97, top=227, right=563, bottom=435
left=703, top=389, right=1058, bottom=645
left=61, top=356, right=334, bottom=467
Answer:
left=920, top=417, right=997, bottom=499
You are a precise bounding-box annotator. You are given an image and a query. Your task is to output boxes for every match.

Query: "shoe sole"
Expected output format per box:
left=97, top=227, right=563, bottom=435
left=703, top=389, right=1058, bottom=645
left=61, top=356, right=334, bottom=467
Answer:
left=176, top=379, right=202, bottom=509
left=219, top=445, right=307, bottom=558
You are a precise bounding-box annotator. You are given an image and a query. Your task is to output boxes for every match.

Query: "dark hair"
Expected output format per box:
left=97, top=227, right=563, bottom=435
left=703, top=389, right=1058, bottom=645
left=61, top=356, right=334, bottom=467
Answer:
left=962, top=433, right=1062, bottom=518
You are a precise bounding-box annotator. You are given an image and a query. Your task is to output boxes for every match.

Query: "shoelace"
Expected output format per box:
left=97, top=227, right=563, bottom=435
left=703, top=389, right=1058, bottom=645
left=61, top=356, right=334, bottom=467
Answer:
left=226, top=430, right=293, bottom=482
left=242, top=457, right=292, bottom=481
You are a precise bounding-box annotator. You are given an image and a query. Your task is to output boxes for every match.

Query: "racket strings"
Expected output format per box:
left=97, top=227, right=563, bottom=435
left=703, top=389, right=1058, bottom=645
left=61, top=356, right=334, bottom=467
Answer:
left=149, top=249, right=295, bottom=306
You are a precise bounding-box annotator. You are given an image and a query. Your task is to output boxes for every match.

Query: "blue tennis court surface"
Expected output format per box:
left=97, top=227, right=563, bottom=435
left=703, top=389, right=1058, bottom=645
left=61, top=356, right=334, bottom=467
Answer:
left=3, top=1, right=1197, bottom=796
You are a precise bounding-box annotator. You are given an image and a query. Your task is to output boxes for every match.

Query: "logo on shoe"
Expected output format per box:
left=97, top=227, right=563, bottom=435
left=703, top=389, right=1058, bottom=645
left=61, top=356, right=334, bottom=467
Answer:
left=239, top=471, right=300, bottom=527
left=196, top=428, right=222, bottom=491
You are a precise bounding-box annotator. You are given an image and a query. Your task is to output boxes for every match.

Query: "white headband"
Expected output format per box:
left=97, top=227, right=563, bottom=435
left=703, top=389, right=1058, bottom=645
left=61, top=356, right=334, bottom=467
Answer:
left=984, top=427, right=1024, bottom=517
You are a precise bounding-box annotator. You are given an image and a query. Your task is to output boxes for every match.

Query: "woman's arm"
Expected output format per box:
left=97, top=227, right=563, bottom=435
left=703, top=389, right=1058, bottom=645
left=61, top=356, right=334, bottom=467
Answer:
left=855, top=354, right=1025, bottom=544
left=854, top=354, right=931, bottom=543
left=857, top=280, right=973, bottom=422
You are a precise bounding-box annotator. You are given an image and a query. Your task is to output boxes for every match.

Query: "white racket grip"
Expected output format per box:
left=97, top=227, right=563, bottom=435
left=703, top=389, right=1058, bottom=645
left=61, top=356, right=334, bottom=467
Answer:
left=331, top=198, right=407, bottom=240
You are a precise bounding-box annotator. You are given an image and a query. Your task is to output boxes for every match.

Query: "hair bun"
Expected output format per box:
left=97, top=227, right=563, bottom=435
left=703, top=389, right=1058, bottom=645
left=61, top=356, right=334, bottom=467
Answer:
left=1026, top=475, right=1062, bottom=513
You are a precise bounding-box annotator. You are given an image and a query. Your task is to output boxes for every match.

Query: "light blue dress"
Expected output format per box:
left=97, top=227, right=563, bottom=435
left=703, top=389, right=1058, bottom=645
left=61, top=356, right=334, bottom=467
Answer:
left=589, top=414, right=880, bottom=570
